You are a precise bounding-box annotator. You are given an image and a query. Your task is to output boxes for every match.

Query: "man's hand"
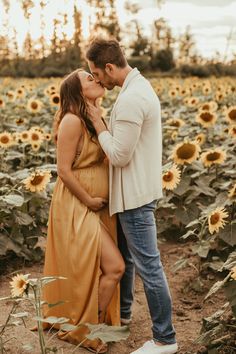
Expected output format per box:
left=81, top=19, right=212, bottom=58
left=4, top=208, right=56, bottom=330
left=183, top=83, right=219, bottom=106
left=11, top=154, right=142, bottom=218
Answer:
left=88, top=99, right=107, bottom=135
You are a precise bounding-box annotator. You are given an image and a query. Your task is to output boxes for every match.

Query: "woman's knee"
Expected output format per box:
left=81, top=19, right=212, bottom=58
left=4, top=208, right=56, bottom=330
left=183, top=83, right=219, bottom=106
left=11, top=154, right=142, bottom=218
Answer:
left=105, top=259, right=125, bottom=282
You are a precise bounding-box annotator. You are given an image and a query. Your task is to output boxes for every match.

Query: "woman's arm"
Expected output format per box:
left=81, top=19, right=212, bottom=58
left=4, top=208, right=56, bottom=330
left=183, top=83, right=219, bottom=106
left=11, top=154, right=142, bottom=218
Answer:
left=56, top=113, right=107, bottom=211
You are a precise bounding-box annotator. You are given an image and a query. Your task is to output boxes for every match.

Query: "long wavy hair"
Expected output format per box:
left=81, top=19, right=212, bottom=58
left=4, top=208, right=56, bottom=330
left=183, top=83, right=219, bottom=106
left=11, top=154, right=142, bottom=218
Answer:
left=53, top=69, right=96, bottom=142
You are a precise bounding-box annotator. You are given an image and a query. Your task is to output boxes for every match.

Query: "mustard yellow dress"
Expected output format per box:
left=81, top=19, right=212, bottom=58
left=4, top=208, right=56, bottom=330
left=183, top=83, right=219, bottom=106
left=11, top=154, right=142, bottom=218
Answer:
left=42, top=127, right=120, bottom=351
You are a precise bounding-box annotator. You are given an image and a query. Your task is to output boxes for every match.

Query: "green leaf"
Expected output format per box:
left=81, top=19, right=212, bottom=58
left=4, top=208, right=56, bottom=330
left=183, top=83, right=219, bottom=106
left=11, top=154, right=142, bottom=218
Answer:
left=86, top=323, right=130, bottom=343
left=14, top=211, right=34, bottom=225
left=33, top=316, right=69, bottom=324
left=181, top=229, right=197, bottom=240
left=221, top=251, right=236, bottom=271
left=192, top=241, right=211, bottom=259
left=218, top=224, right=236, bottom=246
left=1, top=194, right=24, bottom=207
left=224, top=280, right=236, bottom=314
left=11, top=312, right=29, bottom=318
left=60, top=323, right=81, bottom=331
left=173, top=177, right=191, bottom=196
left=205, top=279, right=228, bottom=300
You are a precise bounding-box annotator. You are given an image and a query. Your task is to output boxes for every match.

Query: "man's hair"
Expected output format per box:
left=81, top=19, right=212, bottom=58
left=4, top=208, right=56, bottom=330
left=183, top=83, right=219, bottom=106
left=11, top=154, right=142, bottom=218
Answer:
left=86, top=38, right=127, bottom=69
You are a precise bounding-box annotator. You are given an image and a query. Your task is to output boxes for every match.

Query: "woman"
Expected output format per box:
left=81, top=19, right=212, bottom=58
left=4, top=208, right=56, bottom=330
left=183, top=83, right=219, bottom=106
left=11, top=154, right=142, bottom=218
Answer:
left=42, top=69, right=125, bottom=353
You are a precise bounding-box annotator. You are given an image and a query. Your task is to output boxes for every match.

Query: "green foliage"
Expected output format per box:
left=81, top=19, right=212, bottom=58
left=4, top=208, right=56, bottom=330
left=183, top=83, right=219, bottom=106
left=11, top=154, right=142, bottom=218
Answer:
left=150, top=49, right=175, bottom=71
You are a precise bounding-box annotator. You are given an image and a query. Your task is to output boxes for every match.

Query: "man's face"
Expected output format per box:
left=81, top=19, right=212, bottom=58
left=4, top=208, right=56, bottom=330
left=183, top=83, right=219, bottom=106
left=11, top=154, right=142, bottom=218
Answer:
left=88, top=60, right=116, bottom=90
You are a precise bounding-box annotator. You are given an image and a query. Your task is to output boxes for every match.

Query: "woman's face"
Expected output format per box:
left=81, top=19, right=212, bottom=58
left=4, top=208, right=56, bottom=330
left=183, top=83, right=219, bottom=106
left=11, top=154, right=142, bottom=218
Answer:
left=78, top=71, right=105, bottom=101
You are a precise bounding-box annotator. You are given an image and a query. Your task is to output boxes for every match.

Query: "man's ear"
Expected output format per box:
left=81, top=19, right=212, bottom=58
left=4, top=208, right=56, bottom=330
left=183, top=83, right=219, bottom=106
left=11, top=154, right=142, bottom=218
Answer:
left=105, top=63, right=113, bottom=75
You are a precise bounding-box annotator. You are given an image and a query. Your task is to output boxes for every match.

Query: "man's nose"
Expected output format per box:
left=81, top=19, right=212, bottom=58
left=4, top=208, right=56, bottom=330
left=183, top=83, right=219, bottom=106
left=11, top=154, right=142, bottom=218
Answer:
left=94, top=78, right=100, bottom=84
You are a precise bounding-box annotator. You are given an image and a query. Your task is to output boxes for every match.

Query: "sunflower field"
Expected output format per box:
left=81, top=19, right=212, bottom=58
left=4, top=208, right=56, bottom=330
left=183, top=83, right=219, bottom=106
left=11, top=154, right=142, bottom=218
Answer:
left=0, top=75, right=236, bottom=351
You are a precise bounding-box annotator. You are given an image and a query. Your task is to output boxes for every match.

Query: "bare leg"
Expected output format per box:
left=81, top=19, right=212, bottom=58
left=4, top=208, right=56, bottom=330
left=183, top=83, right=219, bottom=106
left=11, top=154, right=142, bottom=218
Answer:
left=98, top=224, right=125, bottom=322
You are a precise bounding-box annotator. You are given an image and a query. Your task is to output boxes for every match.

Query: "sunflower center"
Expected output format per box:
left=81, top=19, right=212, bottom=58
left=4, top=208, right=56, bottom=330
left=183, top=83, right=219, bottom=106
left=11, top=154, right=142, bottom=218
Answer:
left=163, top=172, right=173, bottom=182
left=17, top=279, right=26, bottom=288
left=210, top=213, right=220, bottom=225
left=31, top=102, right=38, bottom=110
left=22, top=133, right=28, bottom=139
left=229, top=109, right=236, bottom=121
left=53, top=96, right=60, bottom=103
left=31, top=175, right=44, bottom=186
left=0, top=99, right=3, bottom=105
left=200, top=112, right=213, bottom=122
left=202, top=104, right=210, bottom=110
left=0, top=136, right=9, bottom=144
left=32, top=133, right=39, bottom=141
left=206, top=152, right=220, bottom=161
left=171, top=120, right=180, bottom=127
left=177, top=144, right=196, bottom=159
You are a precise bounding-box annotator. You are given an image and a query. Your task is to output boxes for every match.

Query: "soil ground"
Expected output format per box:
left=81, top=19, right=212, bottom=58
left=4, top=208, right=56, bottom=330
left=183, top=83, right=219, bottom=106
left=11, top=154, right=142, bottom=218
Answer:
left=0, top=240, right=227, bottom=354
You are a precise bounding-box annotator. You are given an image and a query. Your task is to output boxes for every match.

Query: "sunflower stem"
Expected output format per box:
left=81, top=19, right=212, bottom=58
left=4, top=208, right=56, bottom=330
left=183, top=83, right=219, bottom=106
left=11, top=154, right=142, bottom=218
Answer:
left=32, top=284, right=46, bottom=354
left=0, top=302, right=18, bottom=336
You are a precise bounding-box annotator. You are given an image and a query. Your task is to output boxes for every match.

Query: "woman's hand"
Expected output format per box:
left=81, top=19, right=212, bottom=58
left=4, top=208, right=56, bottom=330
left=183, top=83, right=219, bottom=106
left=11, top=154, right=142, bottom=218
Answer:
left=87, top=196, right=108, bottom=211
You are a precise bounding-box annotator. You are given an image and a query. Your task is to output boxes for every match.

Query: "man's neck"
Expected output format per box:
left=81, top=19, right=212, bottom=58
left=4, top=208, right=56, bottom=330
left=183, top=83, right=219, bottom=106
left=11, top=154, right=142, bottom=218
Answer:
left=117, top=65, right=133, bottom=87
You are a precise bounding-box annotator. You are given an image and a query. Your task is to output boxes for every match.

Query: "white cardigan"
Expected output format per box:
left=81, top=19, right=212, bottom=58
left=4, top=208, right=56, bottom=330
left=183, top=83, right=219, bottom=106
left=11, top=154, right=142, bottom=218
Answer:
left=98, top=68, right=163, bottom=216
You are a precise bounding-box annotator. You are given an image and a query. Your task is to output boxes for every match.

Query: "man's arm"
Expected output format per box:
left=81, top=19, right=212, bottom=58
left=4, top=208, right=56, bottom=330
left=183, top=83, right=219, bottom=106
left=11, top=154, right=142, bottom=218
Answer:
left=89, top=95, right=143, bottom=167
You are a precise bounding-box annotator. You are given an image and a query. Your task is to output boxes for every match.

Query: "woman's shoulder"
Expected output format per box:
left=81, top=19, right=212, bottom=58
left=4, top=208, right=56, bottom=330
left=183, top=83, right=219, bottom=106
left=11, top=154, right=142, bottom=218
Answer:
left=59, top=113, right=83, bottom=131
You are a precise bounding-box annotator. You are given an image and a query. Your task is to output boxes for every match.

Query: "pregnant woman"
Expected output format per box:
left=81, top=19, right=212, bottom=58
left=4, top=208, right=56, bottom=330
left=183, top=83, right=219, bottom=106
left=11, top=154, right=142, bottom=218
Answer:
left=42, top=69, right=125, bottom=353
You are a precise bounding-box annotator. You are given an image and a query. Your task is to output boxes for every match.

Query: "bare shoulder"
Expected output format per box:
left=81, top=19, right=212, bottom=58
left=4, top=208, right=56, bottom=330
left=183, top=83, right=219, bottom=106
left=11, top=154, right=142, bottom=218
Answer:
left=58, top=113, right=83, bottom=140
left=60, top=113, right=82, bottom=129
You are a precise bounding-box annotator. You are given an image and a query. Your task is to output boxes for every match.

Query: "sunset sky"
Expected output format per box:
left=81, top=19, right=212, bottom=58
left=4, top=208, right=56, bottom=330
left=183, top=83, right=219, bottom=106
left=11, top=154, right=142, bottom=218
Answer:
left=0, top=0, right=235, bottom=61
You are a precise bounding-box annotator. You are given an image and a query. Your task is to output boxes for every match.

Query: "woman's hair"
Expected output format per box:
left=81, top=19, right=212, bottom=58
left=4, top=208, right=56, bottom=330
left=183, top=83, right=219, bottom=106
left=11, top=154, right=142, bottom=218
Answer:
left=86, top=38, right=127, bottom=69
left=53, top=69, right=96, bottom=142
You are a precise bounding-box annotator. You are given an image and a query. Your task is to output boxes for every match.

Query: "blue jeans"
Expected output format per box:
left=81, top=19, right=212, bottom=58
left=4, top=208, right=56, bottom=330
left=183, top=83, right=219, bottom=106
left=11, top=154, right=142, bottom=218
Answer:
left=117, top=200, right=176, bottom=344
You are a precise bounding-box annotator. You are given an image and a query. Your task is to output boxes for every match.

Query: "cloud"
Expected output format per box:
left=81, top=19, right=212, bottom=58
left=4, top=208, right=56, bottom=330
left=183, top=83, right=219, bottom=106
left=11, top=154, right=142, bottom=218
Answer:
left=165, top=0, right=236, bottom=6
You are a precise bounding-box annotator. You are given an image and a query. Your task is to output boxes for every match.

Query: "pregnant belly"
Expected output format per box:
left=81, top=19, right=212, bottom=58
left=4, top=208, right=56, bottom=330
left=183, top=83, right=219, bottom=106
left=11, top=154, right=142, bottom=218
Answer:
left=74, top=164, right=109, bottom=199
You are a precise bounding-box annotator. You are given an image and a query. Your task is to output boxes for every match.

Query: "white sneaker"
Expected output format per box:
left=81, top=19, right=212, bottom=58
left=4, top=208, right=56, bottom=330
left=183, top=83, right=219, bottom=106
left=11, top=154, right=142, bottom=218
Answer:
left=130, top=340, right=178, bottom=354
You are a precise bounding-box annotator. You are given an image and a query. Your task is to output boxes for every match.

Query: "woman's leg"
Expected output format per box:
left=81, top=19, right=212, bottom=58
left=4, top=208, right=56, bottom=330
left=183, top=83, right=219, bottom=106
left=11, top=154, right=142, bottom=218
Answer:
left=98, top=224, right=125, bottom=322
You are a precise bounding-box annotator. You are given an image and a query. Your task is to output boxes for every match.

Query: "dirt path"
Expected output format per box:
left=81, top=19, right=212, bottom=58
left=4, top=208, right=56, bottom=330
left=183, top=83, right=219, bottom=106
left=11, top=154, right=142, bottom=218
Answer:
left=0, top=240, right=225, bottom=354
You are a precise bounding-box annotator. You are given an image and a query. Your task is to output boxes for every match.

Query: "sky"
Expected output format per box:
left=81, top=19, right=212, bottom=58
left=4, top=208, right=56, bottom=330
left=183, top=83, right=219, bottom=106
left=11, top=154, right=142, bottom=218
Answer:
left=0, top=0, right=235, bottom=61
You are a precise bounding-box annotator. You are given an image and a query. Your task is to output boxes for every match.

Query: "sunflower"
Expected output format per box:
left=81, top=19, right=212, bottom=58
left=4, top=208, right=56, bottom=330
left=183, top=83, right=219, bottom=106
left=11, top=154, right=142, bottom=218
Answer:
left=194, top=133, right=206, bottom=146
left=0, top=97, right=5, bottom=108
left=228, top=183, right=236, bottom=199
left=23, top=170, right=52, bottom=192
left=26, top=98, right=43, bottom=114
left=199, top=101, right=218, bottom=112
left=228, top=125, right=236, bottom=138
left=15, top=117, right=25, bottom=126
left=20, top=130, right=30, bottom=143
left=0, top=132, right=13, bottom=148
left=12, top=132, right=21, bottom=143
left=168, top=89, right=178, bottom=99
left=201, top=148, right=226, bottom=167
left=196, top=111, right=217, bottom=128
left=10, top=274, right=29, bottom=297
left=16, top=87, right=26, bottom=99
left=166, top=118, right=185, bottom=128
left=215, top=92, right=225, bottom=102
left=202, top=85, right=212, bottom=95
left=208, top=207, right=228, bottom=235
left=44, top=132, right=52, bottom=141
left=171, top=131, right=178, bottom=141
left=31, top=142, right=41, bottom=152
left=162, top=164, right=181, bottom=190
left=225, top=106, right=236, bottom=124
left=30, top=126, right=45, bottom=134
left=50, top=93, right=60, bottom=106
left=186, top=96, right=199, bottom=108
left=29, top=130, right=44, bottom=145
left=6, top=90, right=16, bottom=102
left=172, top=140, right=200, bottom=165
left=231, top=266, right=236, bottom=280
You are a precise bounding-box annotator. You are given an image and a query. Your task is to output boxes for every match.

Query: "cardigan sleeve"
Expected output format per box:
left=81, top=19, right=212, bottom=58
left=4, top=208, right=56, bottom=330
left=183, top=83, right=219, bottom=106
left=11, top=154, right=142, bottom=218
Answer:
left=98, top=121, right=141, bottom=167
left=98, top=94, right=144, bottom=167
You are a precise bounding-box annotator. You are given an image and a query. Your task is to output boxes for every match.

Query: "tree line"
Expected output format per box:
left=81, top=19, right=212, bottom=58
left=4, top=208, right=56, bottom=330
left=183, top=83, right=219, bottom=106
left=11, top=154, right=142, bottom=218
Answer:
left=0, top=0, right=235, bottom=77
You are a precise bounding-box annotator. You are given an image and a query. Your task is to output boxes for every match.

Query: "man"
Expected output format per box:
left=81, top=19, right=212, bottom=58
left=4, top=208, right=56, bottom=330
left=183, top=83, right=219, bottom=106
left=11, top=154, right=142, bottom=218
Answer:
left=86, top=38, right=178, bottom=354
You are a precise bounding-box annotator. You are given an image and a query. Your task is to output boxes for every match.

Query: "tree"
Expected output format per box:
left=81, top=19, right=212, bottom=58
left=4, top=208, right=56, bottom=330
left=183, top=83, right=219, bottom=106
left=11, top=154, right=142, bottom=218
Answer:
left=178, top=26, right=196, bottom=65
